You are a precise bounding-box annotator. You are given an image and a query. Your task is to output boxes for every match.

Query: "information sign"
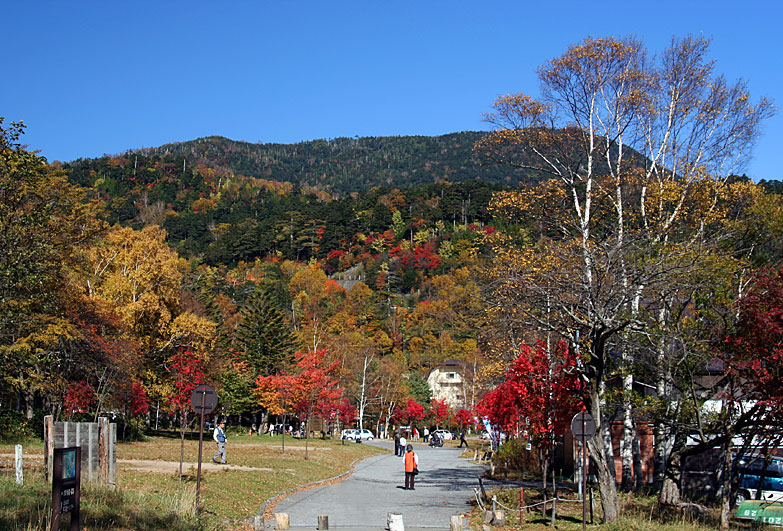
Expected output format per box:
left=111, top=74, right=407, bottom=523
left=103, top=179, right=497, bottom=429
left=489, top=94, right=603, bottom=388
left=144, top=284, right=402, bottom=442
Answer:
left=51, top=446, right=81, bottom=531
left=570, top=412, right=596, bottom=441
left=189, top=383, right=218, bottom=514
left=190, top=384, right=218, bottom=415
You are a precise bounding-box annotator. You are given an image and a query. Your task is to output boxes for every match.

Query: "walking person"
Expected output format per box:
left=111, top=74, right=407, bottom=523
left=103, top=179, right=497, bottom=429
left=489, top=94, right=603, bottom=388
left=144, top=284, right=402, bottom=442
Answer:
left=212, top=420, right=227, bottom=464
left=404, top=444, right=419, bottom=490
left=399, top=433, right=407, bottom=457
left=458, top=431, right=469, bottom=448
left=394, top=428, right=401, bottom=456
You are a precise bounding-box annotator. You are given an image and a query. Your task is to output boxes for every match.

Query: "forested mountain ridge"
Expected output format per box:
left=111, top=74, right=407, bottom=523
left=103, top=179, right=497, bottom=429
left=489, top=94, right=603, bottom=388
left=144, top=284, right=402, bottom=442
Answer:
left=61, top=130, right=779, bottom=272
left=116, top=131, right=535, bottom=195
left=61, top=132, right=534, bottom=269
left=62, top=136, right=509, bottom=276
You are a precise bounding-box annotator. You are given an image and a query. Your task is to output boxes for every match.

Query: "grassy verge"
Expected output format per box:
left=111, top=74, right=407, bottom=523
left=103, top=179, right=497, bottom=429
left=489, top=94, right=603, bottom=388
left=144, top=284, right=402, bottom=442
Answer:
left=468, top=486, right=764, bottom=530
left=0, top=473, right=199, bottom=531
left=1, top=434, right=385, bottom=529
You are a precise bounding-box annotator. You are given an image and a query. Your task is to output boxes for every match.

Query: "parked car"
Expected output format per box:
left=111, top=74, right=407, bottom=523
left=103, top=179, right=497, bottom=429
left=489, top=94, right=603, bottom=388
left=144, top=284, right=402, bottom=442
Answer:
left=354, top=429, right=375, bottom=441
left=735, top=455, right=783, bottom=504
left=432, top=429, right=453, bottom=441
left=340, top=429, right=357, bottom=440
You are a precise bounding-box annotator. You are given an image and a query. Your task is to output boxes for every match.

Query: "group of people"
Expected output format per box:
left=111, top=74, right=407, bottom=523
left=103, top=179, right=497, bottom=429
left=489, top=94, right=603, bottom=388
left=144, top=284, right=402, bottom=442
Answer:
left=391, top=428, right=419, bottom=489
left=211, top=420, right=468, bottom=490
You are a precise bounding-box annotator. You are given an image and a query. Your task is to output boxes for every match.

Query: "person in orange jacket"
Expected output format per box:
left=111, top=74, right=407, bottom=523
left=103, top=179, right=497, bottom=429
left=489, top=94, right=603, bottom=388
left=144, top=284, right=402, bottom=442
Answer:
left=404, top=444, right=419, bottom=490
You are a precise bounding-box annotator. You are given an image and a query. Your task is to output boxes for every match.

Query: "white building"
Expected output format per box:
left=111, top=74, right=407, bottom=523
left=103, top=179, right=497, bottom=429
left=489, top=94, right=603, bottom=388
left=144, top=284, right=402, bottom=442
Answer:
left=427, top=359, right=467, bottom=410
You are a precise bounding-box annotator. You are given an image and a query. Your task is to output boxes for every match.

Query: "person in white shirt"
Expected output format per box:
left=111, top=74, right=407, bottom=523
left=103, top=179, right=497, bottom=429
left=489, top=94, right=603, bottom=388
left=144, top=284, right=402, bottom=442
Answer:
left=212, top=420, right=227, bottom=464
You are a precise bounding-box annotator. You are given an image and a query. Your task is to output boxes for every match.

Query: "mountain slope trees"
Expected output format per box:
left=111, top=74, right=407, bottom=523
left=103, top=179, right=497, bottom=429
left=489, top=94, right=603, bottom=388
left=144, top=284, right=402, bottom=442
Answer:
left=476, top=35, right=773, bottom=521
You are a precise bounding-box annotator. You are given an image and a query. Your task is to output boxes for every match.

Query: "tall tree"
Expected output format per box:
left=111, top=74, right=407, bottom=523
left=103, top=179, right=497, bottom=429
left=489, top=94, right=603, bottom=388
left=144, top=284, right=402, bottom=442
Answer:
left=0, top=119, right=100, bottom=416
left=255, top=349, right=341, bottom=459
left=234, top=284, right=299, bottom=376
left=476, top=36, right=773, bottom=521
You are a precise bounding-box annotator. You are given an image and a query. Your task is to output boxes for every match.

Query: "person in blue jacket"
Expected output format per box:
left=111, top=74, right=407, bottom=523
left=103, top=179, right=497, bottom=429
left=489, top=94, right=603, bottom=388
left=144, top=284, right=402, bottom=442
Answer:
left=212, top=420, right=227, bottom=464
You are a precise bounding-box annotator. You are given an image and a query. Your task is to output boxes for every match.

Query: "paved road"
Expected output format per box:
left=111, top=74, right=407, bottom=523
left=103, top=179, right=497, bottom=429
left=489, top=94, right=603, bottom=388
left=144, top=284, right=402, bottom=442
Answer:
left=267, top=440, right=486, bottom=530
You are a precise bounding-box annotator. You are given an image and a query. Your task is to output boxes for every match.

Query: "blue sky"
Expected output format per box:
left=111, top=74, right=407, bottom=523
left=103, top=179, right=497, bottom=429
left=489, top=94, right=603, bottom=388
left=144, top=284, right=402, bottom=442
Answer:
left=4, top=1, right=781, bottom=180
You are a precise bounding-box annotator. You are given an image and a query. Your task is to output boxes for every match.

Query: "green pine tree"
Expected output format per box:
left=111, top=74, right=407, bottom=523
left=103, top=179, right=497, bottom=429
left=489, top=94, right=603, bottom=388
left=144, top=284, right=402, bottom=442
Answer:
left=234, top=286, right=299, bottom=376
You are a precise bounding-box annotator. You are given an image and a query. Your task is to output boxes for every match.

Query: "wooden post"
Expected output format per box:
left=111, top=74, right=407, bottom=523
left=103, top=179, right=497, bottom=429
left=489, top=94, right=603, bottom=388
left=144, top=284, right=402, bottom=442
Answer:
left=88, top=423, right=95, bottom=483
left=109, top=422, right=117, bottom=488
left=317, top=515, right=329, bottom=529
left=520, top=487, right=525, bottom=524
left=450, top=514, right=463, bottom=531
left=589, top=487, right=594, bottom=524
left=551, top=497, right=557, bottom=527
left=274, top=513, right=290, bottom=529
left=44, top=415, right=54, bottom=482
left=15, top=445, right=23, bottom=485
left=98, top=417, right=109, bottom=485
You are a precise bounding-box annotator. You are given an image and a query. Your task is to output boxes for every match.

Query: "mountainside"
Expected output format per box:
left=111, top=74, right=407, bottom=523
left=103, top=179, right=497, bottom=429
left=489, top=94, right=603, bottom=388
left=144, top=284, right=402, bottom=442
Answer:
left=121, top=132, right=537, bottom=195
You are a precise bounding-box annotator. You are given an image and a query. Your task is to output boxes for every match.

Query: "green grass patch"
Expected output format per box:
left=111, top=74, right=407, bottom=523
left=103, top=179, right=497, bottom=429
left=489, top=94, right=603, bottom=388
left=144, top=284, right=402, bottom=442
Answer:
left=117, top=435, right=385, bottom=520
left=0, top=473, right=200, bottom=530
left=2, top=434, right=385, bottom=529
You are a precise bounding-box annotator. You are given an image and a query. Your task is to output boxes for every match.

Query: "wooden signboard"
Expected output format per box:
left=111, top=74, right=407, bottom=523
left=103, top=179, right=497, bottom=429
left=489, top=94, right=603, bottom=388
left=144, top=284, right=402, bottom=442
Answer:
left=190, top=384, right=218, bottom=513
left=51, top=446, right=81, bottom=531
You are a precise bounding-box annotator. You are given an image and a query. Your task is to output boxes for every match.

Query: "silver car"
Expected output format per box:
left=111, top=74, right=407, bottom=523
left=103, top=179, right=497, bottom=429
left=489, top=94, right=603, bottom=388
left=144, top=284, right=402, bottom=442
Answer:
left=354, top=429, right=374, bottom=441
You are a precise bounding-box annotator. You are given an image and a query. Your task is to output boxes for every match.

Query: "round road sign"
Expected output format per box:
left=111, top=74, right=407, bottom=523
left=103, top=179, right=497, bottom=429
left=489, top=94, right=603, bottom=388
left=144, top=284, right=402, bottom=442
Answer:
left=570, top=412, right=596, bottom=441
left=190, top=384, right=218, bottom=415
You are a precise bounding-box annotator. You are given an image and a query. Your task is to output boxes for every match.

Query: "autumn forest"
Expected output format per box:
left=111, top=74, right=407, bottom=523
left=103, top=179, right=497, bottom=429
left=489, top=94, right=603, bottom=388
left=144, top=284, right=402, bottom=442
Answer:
left=2, top=35, right=783, bottom=525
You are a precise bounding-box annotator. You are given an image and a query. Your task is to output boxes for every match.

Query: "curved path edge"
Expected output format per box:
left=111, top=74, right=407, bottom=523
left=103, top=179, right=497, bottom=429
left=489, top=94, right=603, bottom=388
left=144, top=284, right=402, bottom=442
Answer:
left=239, top=452, right=377, bottom=526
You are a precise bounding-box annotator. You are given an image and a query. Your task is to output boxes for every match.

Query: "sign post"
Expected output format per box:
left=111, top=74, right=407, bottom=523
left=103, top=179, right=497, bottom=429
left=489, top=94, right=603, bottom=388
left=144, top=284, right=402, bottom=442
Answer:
left=51, top=446, right=81, bottom=531
left=190, top=384, right=218, bottom=513
left=570, top=412, right=596, bottom=531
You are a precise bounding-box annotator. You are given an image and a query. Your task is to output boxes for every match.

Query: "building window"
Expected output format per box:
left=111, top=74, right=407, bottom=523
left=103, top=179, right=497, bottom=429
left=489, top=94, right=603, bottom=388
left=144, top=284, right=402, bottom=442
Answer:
left=447, top=372, right=457, bottom=379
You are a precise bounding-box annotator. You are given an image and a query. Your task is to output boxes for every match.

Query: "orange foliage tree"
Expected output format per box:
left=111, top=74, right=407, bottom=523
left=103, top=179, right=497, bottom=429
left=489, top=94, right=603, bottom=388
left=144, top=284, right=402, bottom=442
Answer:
left=255, top=349, right=341, bottom=459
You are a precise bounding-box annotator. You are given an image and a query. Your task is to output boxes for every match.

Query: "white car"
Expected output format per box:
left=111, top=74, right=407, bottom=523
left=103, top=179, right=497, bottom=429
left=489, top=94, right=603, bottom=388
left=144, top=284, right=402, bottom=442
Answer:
left=340, top=429, right=357, bottom=440
left=354, top=429, right=374, bottom=441
left=432, top=429, right=453, bottom=441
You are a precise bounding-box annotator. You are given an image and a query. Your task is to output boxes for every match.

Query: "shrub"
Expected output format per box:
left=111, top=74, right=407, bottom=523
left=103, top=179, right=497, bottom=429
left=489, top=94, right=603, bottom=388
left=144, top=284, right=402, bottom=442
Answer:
left=116, top=417, right=148, bottom=442
left=494, top=438, right=541, bottom=477
left=0, top=410, right=38, bottom=441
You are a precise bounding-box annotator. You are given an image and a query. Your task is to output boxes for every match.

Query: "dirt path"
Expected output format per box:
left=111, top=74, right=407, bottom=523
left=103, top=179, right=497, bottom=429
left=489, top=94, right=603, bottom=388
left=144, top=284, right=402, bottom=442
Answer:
left=0, top=453, right=290, bottom=474
left=118, top=459, right=284, bottom=473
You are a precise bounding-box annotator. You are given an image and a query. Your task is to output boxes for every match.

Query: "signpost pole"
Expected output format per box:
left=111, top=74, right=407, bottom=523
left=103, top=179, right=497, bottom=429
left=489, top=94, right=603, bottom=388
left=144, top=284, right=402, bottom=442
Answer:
left=196, top=389, right=206, bottom=513
left=582, top=415, right=587, bottom=531
left=570, top=412, right=595, bottom=531
left=189, top=384, right=218, bottom=516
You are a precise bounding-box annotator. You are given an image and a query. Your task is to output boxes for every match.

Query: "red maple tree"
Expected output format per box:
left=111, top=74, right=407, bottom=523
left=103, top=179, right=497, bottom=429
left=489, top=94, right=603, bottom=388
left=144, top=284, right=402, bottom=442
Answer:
left=394, top=397, right=425, bottom=427
left=129, top=380, right=149, bottom=417
left=477, top=340, right=582, bottom=442
left=724, top=267, right=783, bottom=432
left=168, top=349, right=206, bottom=412
left=63, top=381, right=96, bottom=417
left=455, top=408, right=474, bottom=431
left=429, top=398, right=451, bottom=429
left=255, top=349, right=342, bottom=458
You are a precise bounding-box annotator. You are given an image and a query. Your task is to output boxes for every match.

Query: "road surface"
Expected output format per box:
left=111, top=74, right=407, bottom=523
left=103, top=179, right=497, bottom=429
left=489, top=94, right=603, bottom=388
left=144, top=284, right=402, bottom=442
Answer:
left=267, top=440, right=486, bottom=529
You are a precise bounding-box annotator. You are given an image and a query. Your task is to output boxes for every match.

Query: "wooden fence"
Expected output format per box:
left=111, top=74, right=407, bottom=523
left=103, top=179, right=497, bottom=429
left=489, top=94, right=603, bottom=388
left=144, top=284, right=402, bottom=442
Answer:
left=43, top=416, right=116, bottom=487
